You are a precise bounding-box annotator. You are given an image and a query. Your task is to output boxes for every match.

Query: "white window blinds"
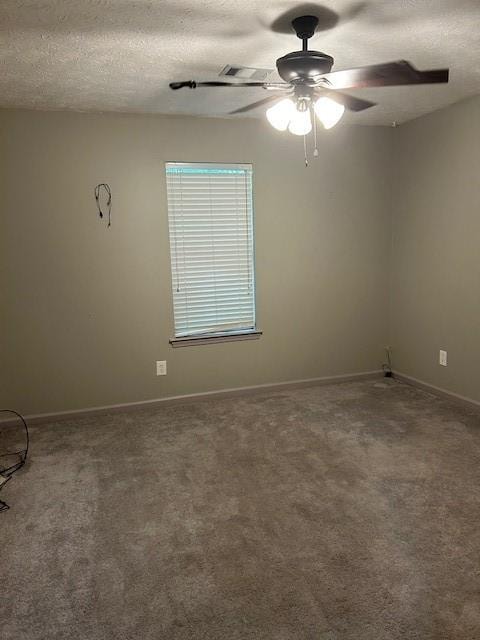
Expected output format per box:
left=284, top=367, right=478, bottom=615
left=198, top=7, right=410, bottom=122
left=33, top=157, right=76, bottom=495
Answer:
left=166, top=163, right=256, bottom=338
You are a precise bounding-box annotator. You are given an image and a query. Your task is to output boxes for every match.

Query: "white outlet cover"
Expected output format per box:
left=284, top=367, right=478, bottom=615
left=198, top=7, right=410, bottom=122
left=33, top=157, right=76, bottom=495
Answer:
left=156, top=360, right=167, bottom=375
left=439, top=350, right=447, bottom=366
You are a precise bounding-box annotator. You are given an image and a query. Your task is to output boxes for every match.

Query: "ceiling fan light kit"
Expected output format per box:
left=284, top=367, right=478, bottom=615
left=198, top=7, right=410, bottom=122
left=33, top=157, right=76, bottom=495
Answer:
left=266, top=98, right=296, bottom=131
left=267, top=94, right=345, bottom=135
left=170, top=13, right=449, bottom=163
left=288, top=104, right=312, bottom=136
left=315, top=97, right=345, bottom=130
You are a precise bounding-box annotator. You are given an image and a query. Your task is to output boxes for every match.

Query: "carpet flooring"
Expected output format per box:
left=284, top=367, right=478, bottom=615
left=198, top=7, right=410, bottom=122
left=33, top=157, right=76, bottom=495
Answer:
left=1, top=378, right=480, bottom=639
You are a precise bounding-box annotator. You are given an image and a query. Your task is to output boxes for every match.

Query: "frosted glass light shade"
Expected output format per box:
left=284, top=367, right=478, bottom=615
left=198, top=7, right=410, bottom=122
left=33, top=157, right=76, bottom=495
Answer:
left=266, top=98, right=296, bottom=131
left=314, top=97, right=345, bottom=129
left=288, top=107, right=312, bottom=136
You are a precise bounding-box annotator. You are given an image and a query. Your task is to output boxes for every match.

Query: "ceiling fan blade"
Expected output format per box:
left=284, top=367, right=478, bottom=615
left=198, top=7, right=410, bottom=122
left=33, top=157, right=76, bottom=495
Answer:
left=319, top=90, right=376, bottom=112
left=170, top=80, right=290, bottom=90
left=320, top=60, right=449, bottom=90
left=230, top=95, right=284, bottom=115
left=170, top=81, right=196, bottom=90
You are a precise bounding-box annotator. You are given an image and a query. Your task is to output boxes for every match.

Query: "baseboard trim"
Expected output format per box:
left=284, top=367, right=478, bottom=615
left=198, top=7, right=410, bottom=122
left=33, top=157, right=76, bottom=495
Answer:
left=393, top=372, right=480, bottom=410
left=7, top=370, right=383, bottom=426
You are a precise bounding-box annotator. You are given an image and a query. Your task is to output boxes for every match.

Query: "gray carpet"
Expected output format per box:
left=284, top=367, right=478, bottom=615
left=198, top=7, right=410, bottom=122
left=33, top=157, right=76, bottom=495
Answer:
left=2, top=379, right=480, bottom=639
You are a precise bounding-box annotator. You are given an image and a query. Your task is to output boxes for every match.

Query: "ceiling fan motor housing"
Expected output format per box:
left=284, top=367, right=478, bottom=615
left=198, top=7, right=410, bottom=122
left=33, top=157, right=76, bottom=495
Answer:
left=276, top=51, right=334, bottom=84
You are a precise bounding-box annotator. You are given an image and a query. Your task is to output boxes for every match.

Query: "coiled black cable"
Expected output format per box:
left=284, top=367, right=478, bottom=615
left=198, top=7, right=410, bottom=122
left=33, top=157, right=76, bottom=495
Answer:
left=0, top=409, right=29, bottom=511
left=94, top=183, right=112, bottom=227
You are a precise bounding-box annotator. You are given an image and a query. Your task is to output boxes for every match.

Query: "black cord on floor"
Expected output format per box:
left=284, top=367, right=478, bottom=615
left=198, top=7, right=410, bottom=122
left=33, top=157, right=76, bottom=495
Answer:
left=0, top=409, right=29, bottom=512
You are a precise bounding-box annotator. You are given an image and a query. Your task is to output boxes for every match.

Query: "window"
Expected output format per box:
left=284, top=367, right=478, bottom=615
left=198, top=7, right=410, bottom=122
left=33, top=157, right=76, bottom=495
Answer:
left=165, top=162, right=259, bottom=346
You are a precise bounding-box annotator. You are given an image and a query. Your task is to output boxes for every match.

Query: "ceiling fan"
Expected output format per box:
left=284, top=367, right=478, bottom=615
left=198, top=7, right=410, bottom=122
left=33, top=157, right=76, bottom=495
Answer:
left=170, top=14, right=449, bottom=155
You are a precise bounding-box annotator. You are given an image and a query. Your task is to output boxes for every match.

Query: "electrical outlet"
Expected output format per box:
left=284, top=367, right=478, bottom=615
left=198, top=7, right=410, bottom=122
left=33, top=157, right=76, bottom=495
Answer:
left=156, top=360, right=167, bottom=376
left=439, top=350, right=447, bottom=367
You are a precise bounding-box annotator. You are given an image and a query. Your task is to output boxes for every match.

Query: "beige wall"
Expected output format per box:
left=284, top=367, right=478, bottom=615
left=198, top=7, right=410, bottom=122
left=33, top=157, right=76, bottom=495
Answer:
left=0, top=109, right=392, bottom=415
left=390, top=96, right=480, bottom=402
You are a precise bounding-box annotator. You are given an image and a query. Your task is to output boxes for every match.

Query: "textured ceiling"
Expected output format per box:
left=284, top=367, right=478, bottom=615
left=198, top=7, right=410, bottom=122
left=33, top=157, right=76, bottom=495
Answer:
left=1, top=0, right=479, bottom=125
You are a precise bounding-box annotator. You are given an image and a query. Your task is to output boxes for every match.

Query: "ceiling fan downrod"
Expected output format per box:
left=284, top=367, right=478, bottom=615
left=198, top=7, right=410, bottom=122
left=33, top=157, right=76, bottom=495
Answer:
left=276, top=16, right=334, bottom=85
left=291, top=15, right=319, bottom=51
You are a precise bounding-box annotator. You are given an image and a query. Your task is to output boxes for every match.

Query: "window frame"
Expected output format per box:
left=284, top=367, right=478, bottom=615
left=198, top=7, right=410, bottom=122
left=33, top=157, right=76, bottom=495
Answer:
left=165, top=161, right=261, bottom=347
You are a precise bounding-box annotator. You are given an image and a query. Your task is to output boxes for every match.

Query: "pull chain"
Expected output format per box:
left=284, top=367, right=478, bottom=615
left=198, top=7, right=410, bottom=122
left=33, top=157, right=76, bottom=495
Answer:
left=303, top=133, right=308, bottom=167
left=313, top=109, right=319, bottom=157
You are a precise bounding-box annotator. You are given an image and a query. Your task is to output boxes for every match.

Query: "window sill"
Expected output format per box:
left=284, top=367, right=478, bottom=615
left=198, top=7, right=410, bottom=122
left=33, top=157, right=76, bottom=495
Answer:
left=170, top=330, right=262, bottom=348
